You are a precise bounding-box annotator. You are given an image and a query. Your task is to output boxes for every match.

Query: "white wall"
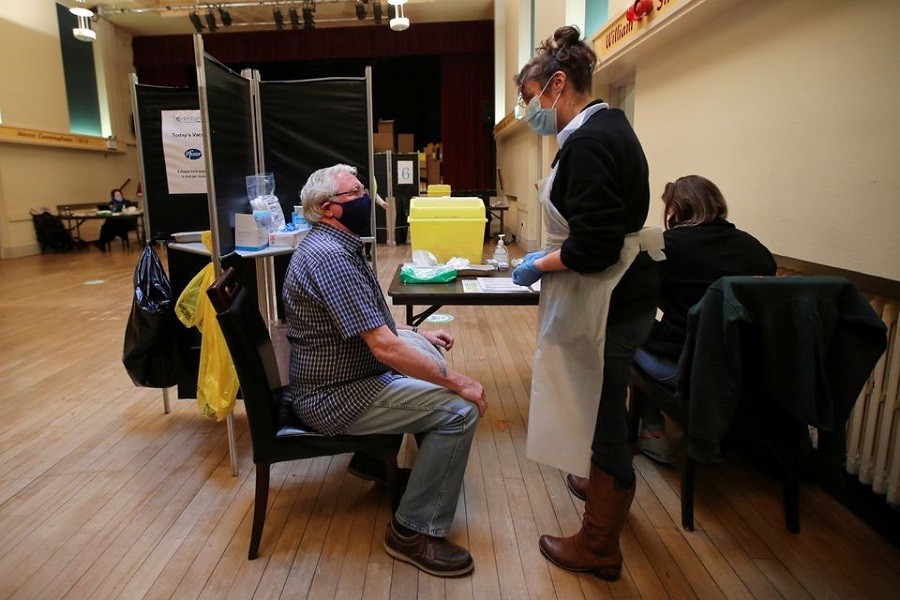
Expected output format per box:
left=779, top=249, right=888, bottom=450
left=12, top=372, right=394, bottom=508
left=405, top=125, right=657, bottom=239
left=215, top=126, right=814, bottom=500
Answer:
left=0, top=2, right=138, bottom=258
left=634, top=0, right=900, bottom=280
left=496, top=0, right=900, bottom=280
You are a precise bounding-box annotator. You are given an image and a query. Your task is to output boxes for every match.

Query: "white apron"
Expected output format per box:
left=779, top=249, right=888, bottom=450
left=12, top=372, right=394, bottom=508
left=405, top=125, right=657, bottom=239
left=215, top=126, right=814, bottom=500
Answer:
left=525, top=107, right=664, bottom=478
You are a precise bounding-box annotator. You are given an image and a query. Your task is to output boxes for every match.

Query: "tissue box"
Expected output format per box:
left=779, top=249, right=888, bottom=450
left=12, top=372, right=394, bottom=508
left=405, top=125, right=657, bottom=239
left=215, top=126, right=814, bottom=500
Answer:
left=268, top=230, right=302, bottom=248
left=234, top=213, right=269, bottom=251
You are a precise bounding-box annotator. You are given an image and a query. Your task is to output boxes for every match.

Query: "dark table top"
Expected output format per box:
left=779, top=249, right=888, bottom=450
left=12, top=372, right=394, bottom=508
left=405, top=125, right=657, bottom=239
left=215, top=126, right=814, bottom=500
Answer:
left=387, top=265, right=539, bottom=307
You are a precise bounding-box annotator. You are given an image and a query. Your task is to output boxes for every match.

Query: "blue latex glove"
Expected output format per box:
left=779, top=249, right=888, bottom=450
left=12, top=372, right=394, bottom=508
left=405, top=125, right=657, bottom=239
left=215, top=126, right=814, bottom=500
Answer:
left=513, top=260, right=543, bottom=287
left=523, top=249, right=547, bottom=263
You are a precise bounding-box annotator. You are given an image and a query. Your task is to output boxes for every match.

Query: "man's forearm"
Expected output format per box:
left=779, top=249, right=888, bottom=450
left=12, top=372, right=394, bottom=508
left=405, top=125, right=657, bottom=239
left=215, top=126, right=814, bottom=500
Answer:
left=365, top=328, right=462, bottom=392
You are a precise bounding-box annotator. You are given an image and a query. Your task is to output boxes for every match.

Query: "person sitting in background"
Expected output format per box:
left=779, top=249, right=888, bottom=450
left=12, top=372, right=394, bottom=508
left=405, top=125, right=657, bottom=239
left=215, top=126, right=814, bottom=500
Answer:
left=634, top=175, right=777, bottom=463
left=94, top=188, right=136, bottom=251
left=283, top=164, right=486, bottom=577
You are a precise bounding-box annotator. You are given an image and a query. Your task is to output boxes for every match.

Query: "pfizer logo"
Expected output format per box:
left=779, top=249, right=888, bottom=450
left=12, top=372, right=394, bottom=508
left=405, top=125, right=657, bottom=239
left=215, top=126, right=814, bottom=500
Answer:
left=184, top=148, right=202, bottom=160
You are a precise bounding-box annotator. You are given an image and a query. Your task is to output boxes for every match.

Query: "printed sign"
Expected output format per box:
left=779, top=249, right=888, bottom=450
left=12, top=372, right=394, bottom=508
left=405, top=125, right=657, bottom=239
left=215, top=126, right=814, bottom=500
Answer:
left=397, top=160, right=415, bottom=185
left=161, top=110, right=207, bottom=194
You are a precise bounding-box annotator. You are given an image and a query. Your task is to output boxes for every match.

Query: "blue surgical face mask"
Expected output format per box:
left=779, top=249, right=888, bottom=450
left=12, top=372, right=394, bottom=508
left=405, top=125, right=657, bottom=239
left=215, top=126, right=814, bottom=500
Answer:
left=336, top=193, right=372, bottom=237
left=525, top=74, right=562, bottom=136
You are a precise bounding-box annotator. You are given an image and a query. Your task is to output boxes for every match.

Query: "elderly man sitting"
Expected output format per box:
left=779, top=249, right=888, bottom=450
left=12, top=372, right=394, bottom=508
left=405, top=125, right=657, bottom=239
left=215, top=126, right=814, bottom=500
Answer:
left=282, top=163, right=487, bottom=577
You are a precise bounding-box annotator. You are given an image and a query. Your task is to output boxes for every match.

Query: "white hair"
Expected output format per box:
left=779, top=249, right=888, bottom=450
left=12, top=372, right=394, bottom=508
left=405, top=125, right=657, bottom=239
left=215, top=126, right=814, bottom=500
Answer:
left=300, top=164, right=357, bottom=223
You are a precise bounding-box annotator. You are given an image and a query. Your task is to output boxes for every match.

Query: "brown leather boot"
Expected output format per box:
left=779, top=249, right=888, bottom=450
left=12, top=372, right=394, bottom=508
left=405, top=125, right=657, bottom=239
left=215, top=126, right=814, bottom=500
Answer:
left=540, top=465, right=635, bottom=580
left=566, top=473, right=588, bottom=501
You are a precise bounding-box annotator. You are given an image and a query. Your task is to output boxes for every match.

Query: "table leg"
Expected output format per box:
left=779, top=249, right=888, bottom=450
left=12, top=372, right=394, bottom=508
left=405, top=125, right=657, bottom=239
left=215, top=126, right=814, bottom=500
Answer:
left=408, top=305, right=442, bottom=327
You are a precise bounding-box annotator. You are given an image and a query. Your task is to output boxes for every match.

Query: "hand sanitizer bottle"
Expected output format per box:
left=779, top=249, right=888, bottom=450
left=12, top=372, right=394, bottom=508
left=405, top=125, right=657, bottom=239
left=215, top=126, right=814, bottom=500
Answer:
left=493, top=234, right=509, bottom=270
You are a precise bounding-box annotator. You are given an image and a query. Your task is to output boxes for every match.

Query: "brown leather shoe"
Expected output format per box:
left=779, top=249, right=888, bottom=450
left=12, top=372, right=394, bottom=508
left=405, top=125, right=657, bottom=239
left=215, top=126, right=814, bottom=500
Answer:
left=566, top=473, right=588, bottom=501
left=384, top=523, right=474, bottom=577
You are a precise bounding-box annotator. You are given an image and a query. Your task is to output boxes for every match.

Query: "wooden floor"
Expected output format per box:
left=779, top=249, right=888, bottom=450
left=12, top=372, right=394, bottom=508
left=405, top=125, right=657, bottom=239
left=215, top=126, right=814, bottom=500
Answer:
left=1, top=242, right=899, bottom=599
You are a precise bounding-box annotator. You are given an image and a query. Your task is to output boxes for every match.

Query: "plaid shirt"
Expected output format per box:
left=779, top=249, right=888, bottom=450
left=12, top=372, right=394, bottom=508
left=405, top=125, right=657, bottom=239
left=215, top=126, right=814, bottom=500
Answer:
left=283, top=223, right=401, bottom=435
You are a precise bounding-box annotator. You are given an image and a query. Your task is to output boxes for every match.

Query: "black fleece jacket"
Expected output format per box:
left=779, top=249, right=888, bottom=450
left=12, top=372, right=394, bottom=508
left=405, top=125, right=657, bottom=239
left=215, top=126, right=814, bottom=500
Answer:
left=644, top=219, right=777, bottom=360
left=550, top=103, right=658, bottom=323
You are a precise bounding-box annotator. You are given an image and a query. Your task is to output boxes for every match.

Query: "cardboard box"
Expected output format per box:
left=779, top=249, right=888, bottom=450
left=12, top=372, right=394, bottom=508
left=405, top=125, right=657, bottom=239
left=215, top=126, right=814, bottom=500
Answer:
left=235, top=213, right=269, bottom=251
left=269, top=229, right=308, bottom=248
left=373, top=132, right=394, bottom=153
left=408, top=197, right=486, bottom=264
left=377, top=119, right=395, bottom=137
left=397, top=133, right=415, bottom=153
left=426, top=156, right=442, bottom=184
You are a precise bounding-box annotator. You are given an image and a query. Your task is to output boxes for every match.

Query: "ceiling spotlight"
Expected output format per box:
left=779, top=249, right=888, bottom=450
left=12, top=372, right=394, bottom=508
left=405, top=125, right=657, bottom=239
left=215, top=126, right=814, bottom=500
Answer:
left=388, top=0, right=409, bottom=31
left=289, top=7, right=300, bottom=29
left=218, top=7, right=232, bottom=27
left=205, top=11, right=217, bottom=32
left=355, top=1, right=366, bottom=20
left=302, top=4, right=315, bottom=30
left=188, top=12, right=204, bottom=33
left=373, top=2, right=382, bottom=24
left=273, top=8, right=284, bottom=30
left=70, top=1, right=96, bottom=42
left=390, top=16, right=409, bottom=31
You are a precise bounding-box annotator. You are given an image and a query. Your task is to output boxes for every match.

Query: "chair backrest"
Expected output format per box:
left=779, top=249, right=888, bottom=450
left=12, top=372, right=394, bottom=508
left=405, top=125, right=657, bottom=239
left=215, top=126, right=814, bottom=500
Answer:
left=207, top=267, right=283, bottom=459
left=679, top=275, right=887, bottom=461
left=30, top=210, right=73, bottom=253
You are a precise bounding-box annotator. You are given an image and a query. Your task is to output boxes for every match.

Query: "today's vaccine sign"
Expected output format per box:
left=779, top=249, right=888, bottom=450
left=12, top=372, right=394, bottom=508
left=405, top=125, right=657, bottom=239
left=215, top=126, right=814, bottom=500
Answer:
left=161, top=110, right=207, bottom=195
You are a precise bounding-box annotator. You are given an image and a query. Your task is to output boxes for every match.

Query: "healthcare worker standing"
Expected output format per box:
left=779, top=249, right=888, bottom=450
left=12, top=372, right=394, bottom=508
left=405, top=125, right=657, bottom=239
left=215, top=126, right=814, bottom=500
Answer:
left=513, top=25, right=662, bottom=580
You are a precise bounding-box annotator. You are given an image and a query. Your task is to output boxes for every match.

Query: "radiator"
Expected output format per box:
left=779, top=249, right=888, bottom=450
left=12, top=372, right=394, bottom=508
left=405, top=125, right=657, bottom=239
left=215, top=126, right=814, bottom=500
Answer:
left=845, top=298, right=900, bottom=505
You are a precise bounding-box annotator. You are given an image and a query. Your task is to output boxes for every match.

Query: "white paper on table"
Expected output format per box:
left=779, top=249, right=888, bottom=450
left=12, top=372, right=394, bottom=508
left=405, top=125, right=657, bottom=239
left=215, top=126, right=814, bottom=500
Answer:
left=476, top=277, right=534, bottom=293
left=462, top=280, right=482, bottom=293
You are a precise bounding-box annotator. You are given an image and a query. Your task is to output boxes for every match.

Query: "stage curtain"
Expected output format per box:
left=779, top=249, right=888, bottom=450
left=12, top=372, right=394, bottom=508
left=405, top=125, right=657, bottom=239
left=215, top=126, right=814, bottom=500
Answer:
left=133, top=20, right=495, bottom=190
left=440, top=53, right=494, bottom=190
left=133, top=21, right=493, bottom=74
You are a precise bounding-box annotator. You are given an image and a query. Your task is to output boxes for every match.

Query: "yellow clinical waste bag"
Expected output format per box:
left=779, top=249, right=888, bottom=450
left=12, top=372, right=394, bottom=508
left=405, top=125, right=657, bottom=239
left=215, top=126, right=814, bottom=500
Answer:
left=175, top=244, right=239, bottom=421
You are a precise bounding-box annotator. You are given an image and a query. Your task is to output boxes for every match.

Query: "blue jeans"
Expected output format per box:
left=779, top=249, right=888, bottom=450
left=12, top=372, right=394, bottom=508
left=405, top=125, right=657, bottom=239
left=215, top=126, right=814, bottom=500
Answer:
left=633, top=346, right=679, bottom=427
left=344, top=332, right=479, bottom=537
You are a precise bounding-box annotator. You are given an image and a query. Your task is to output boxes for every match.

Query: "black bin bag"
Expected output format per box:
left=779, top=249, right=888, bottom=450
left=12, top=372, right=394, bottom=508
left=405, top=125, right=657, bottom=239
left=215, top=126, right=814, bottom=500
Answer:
left=123, top=244, right=185, bottom=387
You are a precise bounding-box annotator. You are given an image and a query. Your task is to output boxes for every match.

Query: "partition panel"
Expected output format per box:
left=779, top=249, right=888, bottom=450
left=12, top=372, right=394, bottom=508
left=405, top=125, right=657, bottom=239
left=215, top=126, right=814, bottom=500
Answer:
left=133, top=84, right=209, bottom=238
left=201, top=55, right=257, bottom=256
left=258, top=77, right=369, bottom=221
left=374, top=152, right=390, bottom=244
left=392, top=152, right=419, bottom=245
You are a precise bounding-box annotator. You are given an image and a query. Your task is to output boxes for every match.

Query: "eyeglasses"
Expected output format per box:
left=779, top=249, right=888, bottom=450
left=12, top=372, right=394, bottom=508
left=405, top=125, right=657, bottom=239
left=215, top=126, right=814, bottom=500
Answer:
left=333, top=184, right=365, bottom=199
left=515, top=72, right=561, bottom=121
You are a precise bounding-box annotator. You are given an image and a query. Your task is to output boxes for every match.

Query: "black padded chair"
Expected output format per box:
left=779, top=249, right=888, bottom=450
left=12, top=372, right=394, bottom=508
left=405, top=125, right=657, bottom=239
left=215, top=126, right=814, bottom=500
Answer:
left=207, top=266, right=404, bottom=559
left=630, top=276, right=886, bottom=534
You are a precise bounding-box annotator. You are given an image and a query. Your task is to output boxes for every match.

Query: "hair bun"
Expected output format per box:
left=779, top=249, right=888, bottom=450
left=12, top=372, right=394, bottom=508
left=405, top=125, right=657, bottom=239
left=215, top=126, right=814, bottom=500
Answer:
left=553, top=25, right=582, bottom=49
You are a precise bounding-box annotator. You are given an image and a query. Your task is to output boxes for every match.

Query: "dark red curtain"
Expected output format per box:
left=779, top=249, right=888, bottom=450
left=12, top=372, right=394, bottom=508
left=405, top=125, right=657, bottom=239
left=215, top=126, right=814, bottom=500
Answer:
left=441, top=54, right=494, bottom=190
left=133, top=21, right=493, bottom=73
left=132, top=20, right=495, bottom=189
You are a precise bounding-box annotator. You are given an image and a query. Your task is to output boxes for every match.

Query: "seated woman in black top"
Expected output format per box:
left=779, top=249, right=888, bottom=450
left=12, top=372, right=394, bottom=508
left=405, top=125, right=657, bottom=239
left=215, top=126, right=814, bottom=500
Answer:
left=635, top=175, right=776, bottom=463
left=94, top=188, right=136, bottom=251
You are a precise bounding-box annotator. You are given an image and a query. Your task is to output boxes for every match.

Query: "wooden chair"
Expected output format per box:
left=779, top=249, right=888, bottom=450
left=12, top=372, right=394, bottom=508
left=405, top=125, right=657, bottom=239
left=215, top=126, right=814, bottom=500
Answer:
left=206, top=266, right=404, bottom=559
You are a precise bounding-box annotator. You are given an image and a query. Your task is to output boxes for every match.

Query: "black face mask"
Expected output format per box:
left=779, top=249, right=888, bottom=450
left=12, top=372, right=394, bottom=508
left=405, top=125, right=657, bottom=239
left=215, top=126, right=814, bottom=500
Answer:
left=336, top=193, right=372, bottom=237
